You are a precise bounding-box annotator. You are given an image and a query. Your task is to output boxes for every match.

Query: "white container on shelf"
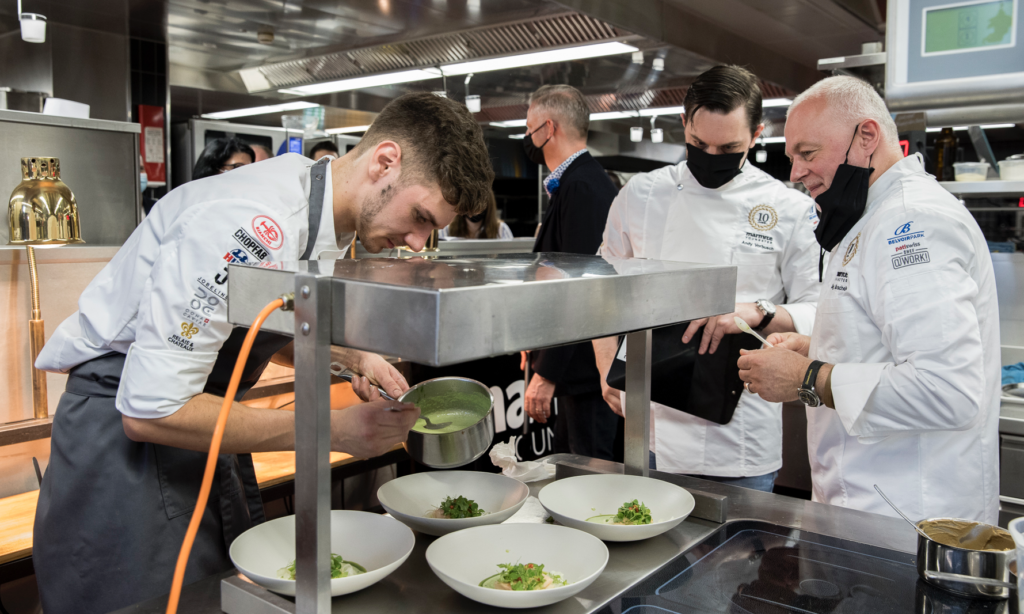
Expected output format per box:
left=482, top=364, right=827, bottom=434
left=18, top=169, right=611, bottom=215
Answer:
left=999, top=158, right=1024, bottom=181
left=953, top=161, right=990, bottom=182
left=1008, top=517, right=1024, bottom=612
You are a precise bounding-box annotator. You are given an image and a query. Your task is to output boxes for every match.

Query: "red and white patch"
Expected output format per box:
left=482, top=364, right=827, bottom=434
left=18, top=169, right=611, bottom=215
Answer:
left=251, top=215, right=284, bottom=250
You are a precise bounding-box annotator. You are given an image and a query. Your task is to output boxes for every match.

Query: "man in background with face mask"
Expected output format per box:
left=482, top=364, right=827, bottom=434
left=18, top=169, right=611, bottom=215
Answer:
left=738, top=76, right=999, bottom=523
left=521, top=84, right=621, bottom=461
left=593, top=65, right=821, bottom=491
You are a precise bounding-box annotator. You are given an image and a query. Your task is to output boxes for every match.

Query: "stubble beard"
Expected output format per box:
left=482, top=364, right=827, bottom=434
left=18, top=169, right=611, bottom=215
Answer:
left=357, top=184, right=396, bottom=252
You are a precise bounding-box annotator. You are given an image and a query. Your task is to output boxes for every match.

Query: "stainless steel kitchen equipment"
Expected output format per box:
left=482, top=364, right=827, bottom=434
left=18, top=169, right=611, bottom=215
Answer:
left=916, top=519, right=1016, bottom=599
left=225, top=252, right=736, bottom=613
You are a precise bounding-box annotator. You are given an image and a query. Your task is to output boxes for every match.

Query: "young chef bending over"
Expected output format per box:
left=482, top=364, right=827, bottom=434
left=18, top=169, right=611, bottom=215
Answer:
left=738, top=76, right=999, bottom=523
left=32, top=92, right=494, bottom=613
left=593, top=66, right=821, bottom=491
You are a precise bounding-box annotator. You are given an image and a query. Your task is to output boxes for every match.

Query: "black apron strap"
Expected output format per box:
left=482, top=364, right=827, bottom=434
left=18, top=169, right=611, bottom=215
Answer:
left=300, top=157, right=330, bottom=260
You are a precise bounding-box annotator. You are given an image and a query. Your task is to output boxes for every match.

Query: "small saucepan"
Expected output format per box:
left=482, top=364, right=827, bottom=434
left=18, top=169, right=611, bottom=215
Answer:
left=916, top=517, right=1016, bottom=600
left=332, top=366, right=494, bottom=469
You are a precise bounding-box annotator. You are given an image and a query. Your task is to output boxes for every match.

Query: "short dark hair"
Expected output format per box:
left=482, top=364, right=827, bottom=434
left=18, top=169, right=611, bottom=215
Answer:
left=309, top=140, right=340, bottom=159
left=683, top=65, right=763, bottom=135
left=192, top=137, right=255, bottom=181
left=354, top=93, right=494, bottom=216
left=528, top=85, right=589, bottom=140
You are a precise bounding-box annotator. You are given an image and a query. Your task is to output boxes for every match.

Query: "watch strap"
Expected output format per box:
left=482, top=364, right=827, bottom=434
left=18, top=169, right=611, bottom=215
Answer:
left=753, top=299, right=775, bottom=332
left=802, top=360, right=825, bottom=393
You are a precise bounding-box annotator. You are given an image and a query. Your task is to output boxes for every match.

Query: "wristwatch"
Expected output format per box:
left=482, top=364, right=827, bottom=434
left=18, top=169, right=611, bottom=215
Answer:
left=798, top=360, right=826, bottom=407
left=753, top=299, right=776, bottom=332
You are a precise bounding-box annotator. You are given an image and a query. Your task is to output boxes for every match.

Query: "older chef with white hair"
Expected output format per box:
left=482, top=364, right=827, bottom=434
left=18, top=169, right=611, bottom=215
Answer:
left=737, top=75, right=1000, bottom=524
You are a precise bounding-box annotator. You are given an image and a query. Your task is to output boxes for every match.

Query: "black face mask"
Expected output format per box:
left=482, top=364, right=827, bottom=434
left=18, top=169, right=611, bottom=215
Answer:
left=523, top=123, right=551, bottom=166
left=812, top=123, right=874, bottom=280
left=466, top=211, right=486, bottom=223
left=685, top=143, right=745, bottom=189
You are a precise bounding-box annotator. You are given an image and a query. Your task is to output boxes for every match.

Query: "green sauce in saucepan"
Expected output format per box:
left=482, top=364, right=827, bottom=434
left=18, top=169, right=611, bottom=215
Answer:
left=410, top=391, right=490, bottom=434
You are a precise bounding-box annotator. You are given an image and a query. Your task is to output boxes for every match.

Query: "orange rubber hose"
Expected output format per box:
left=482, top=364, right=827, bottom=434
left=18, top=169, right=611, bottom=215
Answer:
left=166, top=298, right=285, bottom=614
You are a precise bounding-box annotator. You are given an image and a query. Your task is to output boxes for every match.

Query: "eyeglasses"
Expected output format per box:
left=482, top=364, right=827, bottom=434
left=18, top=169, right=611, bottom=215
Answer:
left=219, top=162, right=248, bottom=173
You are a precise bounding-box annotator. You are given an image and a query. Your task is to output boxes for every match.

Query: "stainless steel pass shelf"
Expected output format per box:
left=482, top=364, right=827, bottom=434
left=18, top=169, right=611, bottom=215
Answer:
left=227, top=253, right=737, bottom=366
left=817, top=52, right=886, bottom=71
left=942, top=180, right=1024, bottom=198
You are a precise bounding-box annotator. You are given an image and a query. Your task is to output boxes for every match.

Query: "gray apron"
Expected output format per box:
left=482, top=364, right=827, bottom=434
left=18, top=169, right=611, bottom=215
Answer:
left=34, top=159, right=330, bottom=614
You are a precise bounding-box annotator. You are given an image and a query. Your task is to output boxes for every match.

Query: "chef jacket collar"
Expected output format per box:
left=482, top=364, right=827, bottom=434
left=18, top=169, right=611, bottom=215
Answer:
left=864, top=153, right=926, bottom=216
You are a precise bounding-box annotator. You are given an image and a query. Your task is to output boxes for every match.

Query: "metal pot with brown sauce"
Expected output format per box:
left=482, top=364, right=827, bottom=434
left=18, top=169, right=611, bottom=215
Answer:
left=333, top=367, right=494, bottom=468
left=916, top=517, right=1017, bottom=600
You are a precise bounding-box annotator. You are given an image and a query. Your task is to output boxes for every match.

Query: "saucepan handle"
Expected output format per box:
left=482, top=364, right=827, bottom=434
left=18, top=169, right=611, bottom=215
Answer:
left=923, top=570, right=1016, bottom=590
left=329, top=362, right=398, bottom=404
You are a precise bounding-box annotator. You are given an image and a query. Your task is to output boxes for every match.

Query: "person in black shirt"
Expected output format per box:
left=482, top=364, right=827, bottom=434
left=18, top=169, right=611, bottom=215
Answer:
left=522, top=84, right=621, bottom=460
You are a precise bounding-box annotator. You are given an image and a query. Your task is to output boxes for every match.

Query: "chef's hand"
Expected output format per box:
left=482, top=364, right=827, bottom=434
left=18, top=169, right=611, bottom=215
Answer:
left=681, top=302, right=763, bottom=355
left=737, top=347, right=810, bottom=403
left=524, top=373, right=556, bottom=424
left=331, top=400, right=420, bottom=458
left=765, top=332, right=812, bottom=357
left=335, top=349, right=409, bottom=401
left=520, top=351, right=528, bottom=371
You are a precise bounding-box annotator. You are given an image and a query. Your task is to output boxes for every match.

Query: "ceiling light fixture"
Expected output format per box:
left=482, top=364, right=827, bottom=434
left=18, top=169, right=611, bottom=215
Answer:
left=201, top=101, right=319, bottom=120
left=652, top=58, right=664, bottom=71
left=632, top=51, right=644, bottom=64
left=18, top=0, right=46, bottom=43
left=638, top=105, right=686, bottom=117
left=763, top=98, right=793, bottom=107
left=925, top=124, right=1015, bottom=132
left=280, top=42, right=638, bottom=96
left=760, top=136, right=786, bottom=144
left=490, top=119, right=528, bottom=128
left=325, top=125, right=372, bottom=134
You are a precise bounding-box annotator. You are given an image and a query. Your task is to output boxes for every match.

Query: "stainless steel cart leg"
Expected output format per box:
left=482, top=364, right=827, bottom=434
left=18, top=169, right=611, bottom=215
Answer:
left=294, top=273, right=333, bottom=614
left=623, top=329, right=652, bottom=477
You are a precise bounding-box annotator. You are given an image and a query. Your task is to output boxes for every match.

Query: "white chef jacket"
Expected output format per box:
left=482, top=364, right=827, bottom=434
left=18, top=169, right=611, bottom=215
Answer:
left=807, top=153, right=1000, bottom=523
left=601, top=161, right=822, bottom=477
left=36, top=154, right=354, bottom=419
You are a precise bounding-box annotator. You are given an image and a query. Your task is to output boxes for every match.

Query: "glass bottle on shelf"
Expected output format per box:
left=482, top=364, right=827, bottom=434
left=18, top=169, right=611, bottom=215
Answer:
left=934, top=127, right=956, bottom=182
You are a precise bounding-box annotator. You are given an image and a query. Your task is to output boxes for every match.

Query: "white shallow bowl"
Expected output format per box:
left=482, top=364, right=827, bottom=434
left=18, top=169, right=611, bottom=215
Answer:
left=378, top=471, right=530, bottom=536
left=229, top=510, right=414, bottom=597
left=539, top=474, right=695, bottom=542
left=426, top=523, right=608, bottom=609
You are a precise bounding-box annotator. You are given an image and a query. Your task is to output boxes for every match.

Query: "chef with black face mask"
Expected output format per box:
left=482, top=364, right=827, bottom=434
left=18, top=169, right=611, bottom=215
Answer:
left=737, top=76, right=999, bottom=524
left=593, top=65, right=821, bottom=490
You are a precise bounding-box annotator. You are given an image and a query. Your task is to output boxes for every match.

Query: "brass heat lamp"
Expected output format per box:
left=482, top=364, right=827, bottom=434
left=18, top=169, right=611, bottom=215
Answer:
left=8, top=157, right=84, bottom=419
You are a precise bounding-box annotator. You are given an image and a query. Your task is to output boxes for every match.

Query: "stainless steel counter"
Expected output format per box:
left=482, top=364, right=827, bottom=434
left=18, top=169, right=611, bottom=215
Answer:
left=114, top=455, right=917, bottom=614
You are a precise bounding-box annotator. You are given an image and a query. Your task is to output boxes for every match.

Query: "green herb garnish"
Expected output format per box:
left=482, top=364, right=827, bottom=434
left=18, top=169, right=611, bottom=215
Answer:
left=438, top=495, right=485, bottom=519
left=478, top=562, right=567, bottom=591
left=277, top=553, right=367, bottom=580
left=613, top=499, right=652, bottom=525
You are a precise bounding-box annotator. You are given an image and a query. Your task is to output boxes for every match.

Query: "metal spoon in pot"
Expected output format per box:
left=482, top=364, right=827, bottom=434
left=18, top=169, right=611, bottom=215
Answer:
left=329, top=366, right=452, bottom=431
left=874, top=484, right=932, bottom=540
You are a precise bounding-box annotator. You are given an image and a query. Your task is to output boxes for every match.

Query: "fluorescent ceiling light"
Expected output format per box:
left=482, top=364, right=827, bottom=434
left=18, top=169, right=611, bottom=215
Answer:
left=279, top=42, right=636, bottom=97
left=490, top=119, right=528, bottom=127
left=638, top=105, right=686, bottom=117
left=442, top=42, right=638, bottom=76
left=277, top=88, right=307, bottom=96
left=283, top=69, right=441, bottom=96
left=760, top=136, right=786, bottom=144
left=325, top=125, right=371, bottom=134
left=202, top=101, right=319, bottom=120
left=509, top=133, right=526, bottom=139
left=763, top=98, right=793, bottom=107
left=590, top=111, right=637, bottom=121
left=925, top=124, right=1015, bottom=132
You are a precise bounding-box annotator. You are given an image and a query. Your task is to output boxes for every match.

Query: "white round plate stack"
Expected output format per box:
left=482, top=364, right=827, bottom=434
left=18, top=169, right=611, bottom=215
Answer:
left=229, top=510, right=415, bottom=597
left=378, top=470, right=529, bottom=536
left=426, top=523, right=608, bottom=609
left=539, top=474, right=695, bottom=542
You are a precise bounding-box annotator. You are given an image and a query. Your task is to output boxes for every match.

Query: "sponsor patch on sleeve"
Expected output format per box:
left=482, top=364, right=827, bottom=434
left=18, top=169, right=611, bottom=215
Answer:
left=887, top=221, right=930, bottom=269
left=251, top=215, right=284, bottom=250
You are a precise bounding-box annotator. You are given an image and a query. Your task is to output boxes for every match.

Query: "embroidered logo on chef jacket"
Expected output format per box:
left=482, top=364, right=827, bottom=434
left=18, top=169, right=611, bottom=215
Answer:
left=233, top=228, right=269, bottom=261
left=252, top=215, right=284, bottom=251
left=167, top=334, right=194, bottom=351
left=886, top=221, right=931, bottom=269
left=180, top=322, right=199, bottom=339
left=842, top=232, right=860, bottom=266
left=748, top=204, right=779, bottom=231
left=191, top=280, right=224, bottom=317
left=830, top=270, right=849, bottom=292
left=182, top=307, right=210, bottom=328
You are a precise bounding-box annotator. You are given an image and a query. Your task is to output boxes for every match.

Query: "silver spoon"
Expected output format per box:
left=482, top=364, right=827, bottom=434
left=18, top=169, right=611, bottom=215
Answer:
left=329, top=366, right=452, bottom=431
left=874, top=484, right=932, bottom=540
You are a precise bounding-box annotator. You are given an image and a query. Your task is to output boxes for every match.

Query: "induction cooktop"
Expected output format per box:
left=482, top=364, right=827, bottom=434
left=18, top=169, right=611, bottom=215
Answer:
left=596, top=521, right=1016, bottom=614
